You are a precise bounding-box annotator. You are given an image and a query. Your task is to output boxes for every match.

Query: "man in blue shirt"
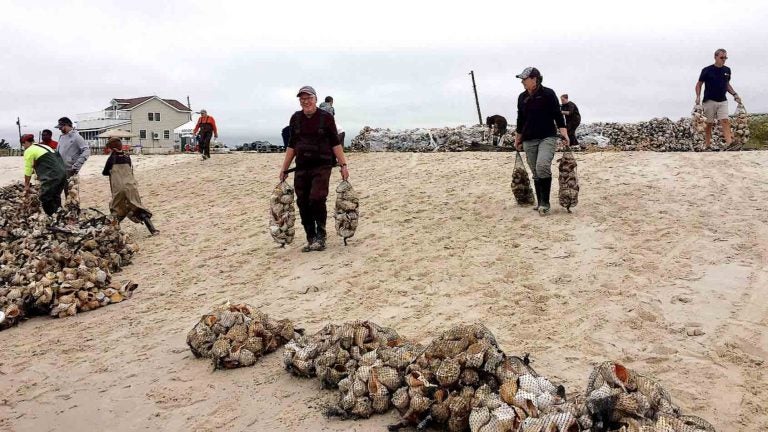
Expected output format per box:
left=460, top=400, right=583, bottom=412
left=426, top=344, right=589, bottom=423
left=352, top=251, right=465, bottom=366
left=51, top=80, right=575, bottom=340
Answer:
left=695, top=49, right=741, bottom=150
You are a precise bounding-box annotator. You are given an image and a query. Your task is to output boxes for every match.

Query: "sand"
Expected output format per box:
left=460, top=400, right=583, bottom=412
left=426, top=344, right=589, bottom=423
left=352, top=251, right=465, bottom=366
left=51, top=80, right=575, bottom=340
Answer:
left=0, top=151, right=766, bottom=431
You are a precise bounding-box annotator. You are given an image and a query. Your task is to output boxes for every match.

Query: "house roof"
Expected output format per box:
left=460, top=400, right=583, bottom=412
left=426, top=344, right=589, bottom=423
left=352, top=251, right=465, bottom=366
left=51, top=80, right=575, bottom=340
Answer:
left=106, top=96, right=191, bottom=112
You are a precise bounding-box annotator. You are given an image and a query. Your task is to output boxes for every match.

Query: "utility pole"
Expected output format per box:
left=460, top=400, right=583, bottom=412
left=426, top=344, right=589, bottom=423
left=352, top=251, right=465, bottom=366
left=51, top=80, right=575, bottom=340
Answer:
left=16, top=117, right=22, bottom=141
left=469, top=71, right=482, bottom=125
left=186, top=96, right=192, bottom=120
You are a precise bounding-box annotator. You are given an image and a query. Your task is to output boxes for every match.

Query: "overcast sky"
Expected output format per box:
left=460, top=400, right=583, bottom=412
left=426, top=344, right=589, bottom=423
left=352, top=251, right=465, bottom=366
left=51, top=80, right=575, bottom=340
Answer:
left=2, top=0, right=766, bottom=147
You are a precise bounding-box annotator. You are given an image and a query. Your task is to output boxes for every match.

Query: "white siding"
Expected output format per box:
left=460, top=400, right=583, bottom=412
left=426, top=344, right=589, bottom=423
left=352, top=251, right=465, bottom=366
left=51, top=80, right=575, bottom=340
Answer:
left=125, top=98, right=191, bottom=150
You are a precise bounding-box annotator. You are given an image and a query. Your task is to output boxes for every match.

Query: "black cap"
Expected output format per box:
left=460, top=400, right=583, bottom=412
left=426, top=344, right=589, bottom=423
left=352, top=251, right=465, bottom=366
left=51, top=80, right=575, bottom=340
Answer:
left=55, top=117, right=73, bottom=129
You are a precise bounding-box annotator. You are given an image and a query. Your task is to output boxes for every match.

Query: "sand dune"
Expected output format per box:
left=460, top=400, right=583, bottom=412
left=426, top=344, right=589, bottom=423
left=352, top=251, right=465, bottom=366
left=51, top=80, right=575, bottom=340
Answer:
left=1, top=151, right=767, bottom=431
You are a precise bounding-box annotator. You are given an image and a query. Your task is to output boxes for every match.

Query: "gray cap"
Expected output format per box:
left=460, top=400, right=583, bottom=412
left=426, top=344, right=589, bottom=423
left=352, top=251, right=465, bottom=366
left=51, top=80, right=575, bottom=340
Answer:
left=515, top=67, right=541, bottom=79
left=296, top=86, right=317, bottom=97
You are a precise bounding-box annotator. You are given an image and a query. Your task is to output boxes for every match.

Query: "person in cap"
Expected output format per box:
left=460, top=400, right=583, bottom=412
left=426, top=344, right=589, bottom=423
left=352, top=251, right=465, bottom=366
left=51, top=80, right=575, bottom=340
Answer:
left=514, top=67, right=568, bottom=215
left=279, top=85, right=349, bottom=252
left=486, top=115, right=508, bottom=146
left=41, top=129, right=58, bottom=150
left=55, top=117, right=89, bottom=176
left=102, top=137, right=159, bottom=235
left=20, top=133, right=67, bottom=216
left=193, top=109, right=218, bottom=160
left=55, top=116, right=89, bottom=214
left=695, top=48, right=740, bottom=150
left=319, top=96, right=335, bottom=116
left=559, top=94, right=581, bottom=148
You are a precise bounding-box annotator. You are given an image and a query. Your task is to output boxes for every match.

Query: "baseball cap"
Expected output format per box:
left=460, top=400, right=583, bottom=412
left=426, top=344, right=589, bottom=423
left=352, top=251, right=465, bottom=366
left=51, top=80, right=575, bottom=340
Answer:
left=515, top=67, right=541, bottom=79
left=296, top=86, right=317, bottom=97
left=20, top=133, right=34, bottom=144
left=55, top=117, right=73, bottom=129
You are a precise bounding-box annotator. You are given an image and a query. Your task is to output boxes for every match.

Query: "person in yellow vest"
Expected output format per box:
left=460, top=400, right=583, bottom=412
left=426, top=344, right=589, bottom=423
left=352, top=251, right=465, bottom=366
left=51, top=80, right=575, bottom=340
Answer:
left=20, top=134, right=67, bottom=215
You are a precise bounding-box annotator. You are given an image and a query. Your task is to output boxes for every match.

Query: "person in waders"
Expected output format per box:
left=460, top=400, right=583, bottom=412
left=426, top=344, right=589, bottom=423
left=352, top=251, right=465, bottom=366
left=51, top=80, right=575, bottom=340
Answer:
left=102, top=138, right=159, bottom=235
left=193, top=109, right=218, bottom=160
left=21, top=134, right=67, bottom=216
left=279, top=86, right=349, bottom=252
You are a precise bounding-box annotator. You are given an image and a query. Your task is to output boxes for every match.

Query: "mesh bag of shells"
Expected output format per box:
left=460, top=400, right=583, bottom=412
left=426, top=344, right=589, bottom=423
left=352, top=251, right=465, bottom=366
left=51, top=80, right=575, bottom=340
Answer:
left=729, top=101, right=750, bottom=150
left=186, top=302, right=298, bottom=369
left=691, top=105, right=707, bottom=136
left=557, top=148, right=579, bottom=213
left=334, top=180, right=359, bottom=245
left=1, top=183, right=138, bottom=331
left=269, top=181, right=296, bottom=246
left=282, top=320, right=403, bottom=389
left=511, top=152, right=535, bottom=205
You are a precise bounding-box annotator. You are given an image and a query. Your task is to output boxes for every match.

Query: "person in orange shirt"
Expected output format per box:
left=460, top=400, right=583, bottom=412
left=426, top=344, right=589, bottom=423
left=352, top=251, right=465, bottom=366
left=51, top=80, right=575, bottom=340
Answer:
left=41, top=129, right=58, bottom=149
left=192, top=109, right=218, bottom=160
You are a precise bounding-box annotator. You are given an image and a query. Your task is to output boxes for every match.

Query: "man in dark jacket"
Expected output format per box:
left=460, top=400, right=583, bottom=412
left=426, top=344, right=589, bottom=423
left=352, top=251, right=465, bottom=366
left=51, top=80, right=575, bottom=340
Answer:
left=514, top=67, right=568, bottom=216
left=485, top=115, right=508, bottom=146
left=560, top=94, right=581, bottom=148
left=279, top=86, right=350, bottom=252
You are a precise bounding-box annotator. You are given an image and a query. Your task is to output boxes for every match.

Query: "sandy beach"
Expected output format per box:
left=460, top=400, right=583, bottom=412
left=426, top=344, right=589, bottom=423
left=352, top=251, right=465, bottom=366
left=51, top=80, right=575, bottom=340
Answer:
left=0, top=151, right=767, bottom=431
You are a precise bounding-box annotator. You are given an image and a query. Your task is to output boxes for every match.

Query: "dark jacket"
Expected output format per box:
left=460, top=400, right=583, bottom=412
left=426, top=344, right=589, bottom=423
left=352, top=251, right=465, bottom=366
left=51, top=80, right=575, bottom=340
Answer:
left=560, top=101, right=581, bottom=128
left=288, top=109, right=340, bottom=169
left=516, top=85, right=566, bottom=141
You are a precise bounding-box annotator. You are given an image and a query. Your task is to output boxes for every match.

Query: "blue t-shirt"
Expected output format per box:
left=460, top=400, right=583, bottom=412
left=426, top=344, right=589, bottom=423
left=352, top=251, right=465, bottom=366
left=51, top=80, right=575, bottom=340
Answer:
left=698, top=65, right=731, bottom=102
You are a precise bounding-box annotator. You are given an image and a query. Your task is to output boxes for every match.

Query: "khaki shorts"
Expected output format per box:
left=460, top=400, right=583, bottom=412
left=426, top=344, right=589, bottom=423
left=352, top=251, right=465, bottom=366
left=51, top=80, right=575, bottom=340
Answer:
left=703, top=100, right=729, bottom=123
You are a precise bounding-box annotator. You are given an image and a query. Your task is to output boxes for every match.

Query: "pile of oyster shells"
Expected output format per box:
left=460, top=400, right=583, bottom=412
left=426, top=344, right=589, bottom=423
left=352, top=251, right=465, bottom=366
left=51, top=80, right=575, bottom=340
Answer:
left=65, top=175, right=80, bottom=215
left=186, top=302, right=298, bottom=369
left=0, top=183, right=138, bottom=331
left=351, top=125, right=493, bottom=152
left=511, top=153, right=535, bottom=206
left=334, top=180, right=359, bottom=245
left=730, top=102, right=750, bottom=149
left=557, top=150, right=579, bottom=212
left=269, top=181, right=296, bottom=246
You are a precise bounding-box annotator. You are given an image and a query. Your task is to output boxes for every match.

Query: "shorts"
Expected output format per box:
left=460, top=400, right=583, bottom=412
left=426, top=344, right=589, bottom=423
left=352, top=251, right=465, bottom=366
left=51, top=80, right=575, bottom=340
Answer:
left=702, top=100, right=729, bottom=123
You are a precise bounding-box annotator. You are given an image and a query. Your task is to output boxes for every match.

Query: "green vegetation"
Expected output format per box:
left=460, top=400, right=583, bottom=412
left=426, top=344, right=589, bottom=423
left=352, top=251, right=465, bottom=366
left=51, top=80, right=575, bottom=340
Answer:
left=746, top=115, right=768, bottom=150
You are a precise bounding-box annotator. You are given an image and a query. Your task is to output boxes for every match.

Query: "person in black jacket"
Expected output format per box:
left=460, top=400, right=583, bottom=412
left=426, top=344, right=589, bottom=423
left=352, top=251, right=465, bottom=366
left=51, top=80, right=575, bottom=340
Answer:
left=279, top=86, right=349, bottom=252
left=486, top=115, right=508, bottom=146
left=514, top=67, right=568, bottom=215
left=560, top=94, right=581, bottom=148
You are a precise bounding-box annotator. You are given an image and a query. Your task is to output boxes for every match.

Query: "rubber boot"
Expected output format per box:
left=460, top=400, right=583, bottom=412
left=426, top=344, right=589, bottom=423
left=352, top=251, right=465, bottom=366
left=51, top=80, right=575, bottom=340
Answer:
left=532, top=178, right=541, bottom=211
left=539, top=177, right=552, bottom=216
left=310, top=225, right=327, bottom=251
left=142, top=216, right=159, bottom=235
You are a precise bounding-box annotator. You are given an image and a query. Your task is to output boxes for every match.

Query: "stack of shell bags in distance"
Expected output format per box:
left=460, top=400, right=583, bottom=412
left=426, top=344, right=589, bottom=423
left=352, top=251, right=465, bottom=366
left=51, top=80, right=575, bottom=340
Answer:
left=557, top=151, right=579, bottom=213
left=282, top=320, right=402, bottom=389
left=730, top=102, right=750, bottom=149
left=350, top=125, right=488, bottom=152
left=334, top=180, right=359, bottom=245
left=269, top=181, right=296, bottom=246
left=187, top=302, right=298, bottom=369
left=578, top=361, right=716, bottom=432
left=511, top=153, right=535, bottom=206
left=325, top=341, right=424, bottom=419
left=0, top=183, right=138, bottom=330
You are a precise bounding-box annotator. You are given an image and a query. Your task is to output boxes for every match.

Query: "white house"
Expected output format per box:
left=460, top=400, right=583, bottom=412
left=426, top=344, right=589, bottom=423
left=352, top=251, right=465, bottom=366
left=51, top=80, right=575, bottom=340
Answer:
left=76, top=96, right=192, bottom=154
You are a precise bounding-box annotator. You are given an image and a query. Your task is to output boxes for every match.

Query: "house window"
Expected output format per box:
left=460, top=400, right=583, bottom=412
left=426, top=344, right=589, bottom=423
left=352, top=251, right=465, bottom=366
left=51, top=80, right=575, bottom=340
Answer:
left=164, top=130, right=170, bottom=139
left=155, top=112, right=160, bottom=121
left=148, top=113, right=154, bottom=121
left=139, top=130, right=147, bottom=139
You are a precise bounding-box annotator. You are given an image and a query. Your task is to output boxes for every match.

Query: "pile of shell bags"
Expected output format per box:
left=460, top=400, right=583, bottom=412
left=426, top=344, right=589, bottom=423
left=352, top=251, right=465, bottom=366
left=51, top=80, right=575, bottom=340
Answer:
left=558, top=150, right=579, bottom=212
left=0, top=183, right=138, bottom=330
left=187, top=302, right=298, bottom=369
left=730, top=102, right=750, bottom=149
left=351, top=125, right=491, bottom=152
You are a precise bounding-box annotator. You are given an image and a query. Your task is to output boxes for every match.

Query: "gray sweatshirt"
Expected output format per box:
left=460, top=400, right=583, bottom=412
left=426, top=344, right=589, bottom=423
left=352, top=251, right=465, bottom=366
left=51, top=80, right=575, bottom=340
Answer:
left=57, top=129, right=90, bottom=173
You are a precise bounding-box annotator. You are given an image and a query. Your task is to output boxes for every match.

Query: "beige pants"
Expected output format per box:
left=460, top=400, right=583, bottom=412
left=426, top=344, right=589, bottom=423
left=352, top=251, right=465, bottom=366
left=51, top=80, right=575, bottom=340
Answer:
left=703, top=100, right=729, bottom=123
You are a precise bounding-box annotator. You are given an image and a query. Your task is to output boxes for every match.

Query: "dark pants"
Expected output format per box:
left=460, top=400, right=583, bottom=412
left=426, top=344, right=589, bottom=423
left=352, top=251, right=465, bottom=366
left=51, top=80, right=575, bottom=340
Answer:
left=294, top=166, right=332, bottom=242
left=567, top=122, right=580, bottom=147
left=40, top=179, right=66, bottom=215
left=198, top=130, right=212, bottom=158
